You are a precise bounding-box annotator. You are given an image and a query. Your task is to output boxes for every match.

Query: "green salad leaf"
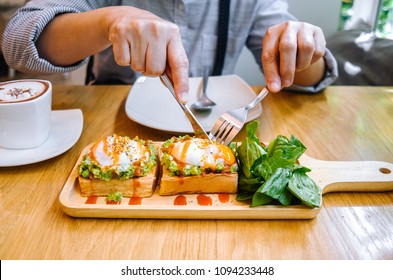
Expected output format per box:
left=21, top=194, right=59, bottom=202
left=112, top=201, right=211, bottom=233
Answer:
left=236, top=121, right=321, bottom=208
left=288, top=170, right=321, bottom=208
left=237, top=121, right=267, bottom=178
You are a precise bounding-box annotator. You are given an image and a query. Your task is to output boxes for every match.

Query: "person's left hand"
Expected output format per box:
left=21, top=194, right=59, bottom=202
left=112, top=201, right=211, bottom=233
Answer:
left=262, top=21, right=326, bottom=92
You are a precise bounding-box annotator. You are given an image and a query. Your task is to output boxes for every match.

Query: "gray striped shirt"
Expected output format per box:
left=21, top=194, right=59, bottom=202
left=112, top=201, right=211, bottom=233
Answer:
left=1, top=0, right=337, bottom=91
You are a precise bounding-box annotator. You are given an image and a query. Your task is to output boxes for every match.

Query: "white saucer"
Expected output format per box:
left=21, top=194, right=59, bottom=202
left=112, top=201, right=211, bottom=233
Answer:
left=0, top=109, right=83, bottom=167
left=125, top=74, right=262, bottom=133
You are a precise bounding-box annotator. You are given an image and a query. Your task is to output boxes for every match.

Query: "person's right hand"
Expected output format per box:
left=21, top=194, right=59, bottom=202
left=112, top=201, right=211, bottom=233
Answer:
left=104, top=6, right=189, bottom=103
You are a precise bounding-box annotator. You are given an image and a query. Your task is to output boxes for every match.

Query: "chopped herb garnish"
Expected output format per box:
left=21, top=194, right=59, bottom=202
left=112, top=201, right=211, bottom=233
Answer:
left=107, top=191, right=123, bottom=203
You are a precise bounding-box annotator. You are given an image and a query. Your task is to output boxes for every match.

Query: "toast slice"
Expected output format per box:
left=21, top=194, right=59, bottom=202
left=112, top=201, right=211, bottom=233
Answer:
left=78, top=134, right=158, bottom=198
left=78, top=164, right=158, bottom=197
left=159, top=166, right=237, bottom=195
left=158, top=136, right=238, bottom=196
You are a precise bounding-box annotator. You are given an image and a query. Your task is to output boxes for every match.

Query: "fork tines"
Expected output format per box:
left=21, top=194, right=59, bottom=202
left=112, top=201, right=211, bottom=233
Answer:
left=209, top=112, right=243, bottom=145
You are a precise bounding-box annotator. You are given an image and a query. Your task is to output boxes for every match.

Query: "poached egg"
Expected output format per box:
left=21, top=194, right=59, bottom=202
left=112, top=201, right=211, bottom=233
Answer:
left=170, top=138, right=236, bottom=169
left=87, top=134, right=149, bottom=170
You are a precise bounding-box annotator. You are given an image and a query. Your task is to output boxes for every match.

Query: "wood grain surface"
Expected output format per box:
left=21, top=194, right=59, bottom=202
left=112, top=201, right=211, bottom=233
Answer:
left=1, top=85, right=392, bottom=260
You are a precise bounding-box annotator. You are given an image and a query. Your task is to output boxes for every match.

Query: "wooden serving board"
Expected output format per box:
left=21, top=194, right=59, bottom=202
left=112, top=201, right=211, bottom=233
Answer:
left=59, top=144, right=393, bottom=219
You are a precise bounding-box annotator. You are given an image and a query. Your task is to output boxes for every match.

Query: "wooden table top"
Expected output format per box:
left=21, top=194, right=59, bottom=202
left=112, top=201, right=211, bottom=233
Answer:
left=1, top=84, right=392, bottom=260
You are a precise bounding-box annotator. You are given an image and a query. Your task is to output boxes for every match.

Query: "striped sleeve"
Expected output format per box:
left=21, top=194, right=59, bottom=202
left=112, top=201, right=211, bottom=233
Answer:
left=1, top=1, right=109, bottom=74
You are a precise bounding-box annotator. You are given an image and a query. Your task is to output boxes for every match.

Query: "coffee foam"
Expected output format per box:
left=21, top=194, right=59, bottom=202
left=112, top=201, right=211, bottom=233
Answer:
left=0, top=81, right=48, bottom=103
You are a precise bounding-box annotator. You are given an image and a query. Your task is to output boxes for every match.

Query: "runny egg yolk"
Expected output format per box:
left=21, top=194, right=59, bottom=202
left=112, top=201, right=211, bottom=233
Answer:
left=170, top=138, right=236, bottom=169
left=88, top=135, right=147, bottom=167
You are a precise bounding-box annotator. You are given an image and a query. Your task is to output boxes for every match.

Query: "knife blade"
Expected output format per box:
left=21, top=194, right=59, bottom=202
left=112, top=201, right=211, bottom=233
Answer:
left=160, top=74, right=210, bottom=139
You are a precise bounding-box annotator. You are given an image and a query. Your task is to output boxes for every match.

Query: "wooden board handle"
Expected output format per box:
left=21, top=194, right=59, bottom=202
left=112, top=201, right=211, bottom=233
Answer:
left=299, top=155, right=393, bottom=194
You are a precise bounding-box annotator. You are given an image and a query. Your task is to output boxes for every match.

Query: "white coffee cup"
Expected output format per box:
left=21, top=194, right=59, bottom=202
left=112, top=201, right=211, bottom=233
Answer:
left=0, top=79, right=52, bottom=149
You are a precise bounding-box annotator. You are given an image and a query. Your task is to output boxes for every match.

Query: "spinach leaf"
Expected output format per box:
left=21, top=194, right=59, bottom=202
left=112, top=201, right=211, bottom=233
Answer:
left=237, top=164, right=264, bottom=201
left=260, top=167, right=292, bottom=199
left=251, top=152, right=294, bottom=180
left=277, top=188, right=293, bottom=206
left=266, top=135, right=306, bottom=163
left=251, top=192, right=274, bottom=206
left=287, top=170, right=321, bottom=208
left=252, top=167, right=292, bottom=207
left=250, top=135, right=306, bottom=180
left=236, top=121, right=322, bottom=208
left=237, top=121, right=266, bottom=178
left=238, top=173, right=262, bottom=193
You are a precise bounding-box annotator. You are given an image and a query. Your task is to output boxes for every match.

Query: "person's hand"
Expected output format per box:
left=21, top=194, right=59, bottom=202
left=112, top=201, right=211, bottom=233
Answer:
left=262, top=21, right=326, bottom=92
left=104, top=7, right=189, bottom=103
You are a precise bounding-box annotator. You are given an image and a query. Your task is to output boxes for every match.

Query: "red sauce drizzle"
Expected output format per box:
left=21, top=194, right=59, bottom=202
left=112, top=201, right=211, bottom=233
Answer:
left=130, top=178, right=140, bottom=198
left=85, top=196, right=98, bottom=204
left=218, top=193, right=230, bottom=203
left=179, top=176, right=185, bottom=185
left=103, top=138, right=110, bottom=158
left=197, top=194, right=212, bottom=206
left=129, top=197, right=142, bottom=205
left=174, top=195, right=187, bottom=205
left=180, top=140, right=191, bottom=163
left=88, top=141, right=97, bottom=161
left=133, top=178, right=141, bottom=187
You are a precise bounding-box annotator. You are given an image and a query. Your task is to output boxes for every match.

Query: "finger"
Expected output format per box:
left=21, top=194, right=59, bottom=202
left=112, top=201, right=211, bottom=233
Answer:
left=262, top=26, right=281, bottom=92
left=111, top=40, right=131, bottom=67
left=278, top=23, right=298, bottom=88
left=130, top=38, right=147, bottom=73
left=311, top=27, right=326, bottom=64
left=296, top=29, right=315, bottom=71
left=167, top=33, right=189, bottom=104
left=144, top=41, right=167, bottom=76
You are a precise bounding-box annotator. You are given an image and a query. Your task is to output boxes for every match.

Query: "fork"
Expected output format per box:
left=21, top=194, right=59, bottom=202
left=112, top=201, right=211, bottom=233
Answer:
left=209, top=87, right=269, bottom=145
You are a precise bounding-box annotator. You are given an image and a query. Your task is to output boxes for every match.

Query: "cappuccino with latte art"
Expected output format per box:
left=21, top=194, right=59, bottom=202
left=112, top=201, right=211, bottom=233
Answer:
left=0, top=80, right=48, bottom=103
left=0, top=80, right=52, bottom=149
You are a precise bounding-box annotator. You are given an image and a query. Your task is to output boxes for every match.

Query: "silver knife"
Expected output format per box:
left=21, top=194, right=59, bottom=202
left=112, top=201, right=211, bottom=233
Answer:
left=160, top=73, right=210, bottom=139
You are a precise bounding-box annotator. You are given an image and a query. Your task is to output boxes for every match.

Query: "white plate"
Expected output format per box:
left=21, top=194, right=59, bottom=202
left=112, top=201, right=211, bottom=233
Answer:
left=0, top=109, right=83, bottom=167
left=125, top=74, right=262, bottom=133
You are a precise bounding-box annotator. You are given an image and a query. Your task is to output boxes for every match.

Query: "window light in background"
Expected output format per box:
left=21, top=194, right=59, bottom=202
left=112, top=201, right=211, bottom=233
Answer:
left=376, top=0, right=393, bottom=38
left=339, top=0, right=393, bottom=39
